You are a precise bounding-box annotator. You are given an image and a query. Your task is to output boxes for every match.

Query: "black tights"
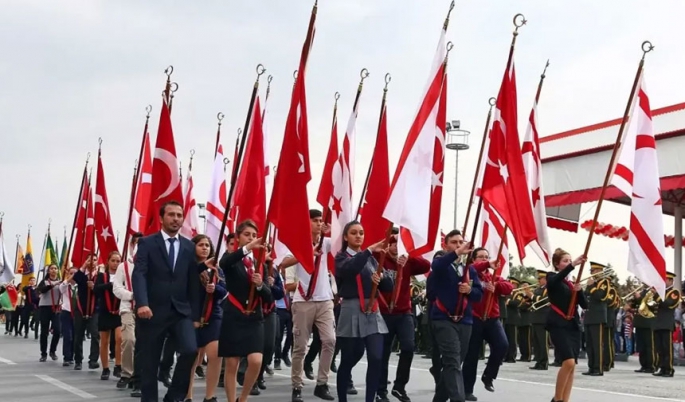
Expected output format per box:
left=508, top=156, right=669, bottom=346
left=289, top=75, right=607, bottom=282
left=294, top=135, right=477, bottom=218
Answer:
left=336, top=334, right=383, bottom=402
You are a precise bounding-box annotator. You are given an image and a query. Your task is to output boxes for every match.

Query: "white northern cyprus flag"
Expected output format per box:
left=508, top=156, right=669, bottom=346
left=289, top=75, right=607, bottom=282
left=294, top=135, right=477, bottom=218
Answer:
left=610, top=70, right=666, bottom=298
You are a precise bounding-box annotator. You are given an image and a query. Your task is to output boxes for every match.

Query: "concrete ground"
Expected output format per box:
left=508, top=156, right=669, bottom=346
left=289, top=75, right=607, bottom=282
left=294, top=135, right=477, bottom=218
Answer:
left=1, top=333, right=684, bottom=402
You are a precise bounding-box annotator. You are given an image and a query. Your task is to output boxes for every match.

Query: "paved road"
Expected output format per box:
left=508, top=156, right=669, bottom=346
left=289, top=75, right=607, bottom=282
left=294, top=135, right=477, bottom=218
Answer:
left=1, top=332, right=684, bottom=402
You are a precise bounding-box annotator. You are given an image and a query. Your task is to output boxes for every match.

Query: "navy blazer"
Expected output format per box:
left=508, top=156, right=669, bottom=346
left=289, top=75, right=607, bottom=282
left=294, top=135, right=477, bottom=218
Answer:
left=132, top=232, right=201, bottom=322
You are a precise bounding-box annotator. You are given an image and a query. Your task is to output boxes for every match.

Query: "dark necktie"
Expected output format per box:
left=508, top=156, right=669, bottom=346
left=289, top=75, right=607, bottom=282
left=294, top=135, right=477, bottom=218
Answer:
left=168, top=238, right=177, bottom=271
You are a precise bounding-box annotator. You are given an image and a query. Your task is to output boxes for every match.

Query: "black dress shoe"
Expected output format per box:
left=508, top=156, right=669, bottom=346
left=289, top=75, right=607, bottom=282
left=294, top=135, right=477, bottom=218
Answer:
left=274, top=359, right=282, bottom=370
left=158, top=371, right=172, bottom=388
left=101, top=368, right=110, bottom=380
left=391, top=388, right=411, bottom=402
left=292, top=387, right=303, bottom=402
left=347, top=383, right=358, bottom=395
left=116, top=377, right=130, bottom=389
left=88, top=361, right=100, bottom=370
left=258, top=378, right=266, bottom=390
left=314, top=384, right=335, bottom=401
left=375, top=392, right=390, bottom=402
left=39, top=356, right=47, bottom=362
left=304, top=363, right=315, bottom=380
left=130, top=387, right=142, bottom=397
left=330, top=361, right=338, bottom=373
left=50, top=353, right=58, bottom=361
left=283, top=355, right=292, bottom=367
left=74, top=362, right=82, bottom=370
left=465, top=394, right=478, bottom=402
left=113, top=365, right=121, bottom=378
left=481, top=376, right=494, bottom=392
left=250, top=384, right=261, bottom=396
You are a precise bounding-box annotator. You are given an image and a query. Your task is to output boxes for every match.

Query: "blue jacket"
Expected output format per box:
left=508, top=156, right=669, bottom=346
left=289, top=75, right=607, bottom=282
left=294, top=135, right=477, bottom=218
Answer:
left=197, top=265, right=228, bottom=320
left=428, top=250, right=483, bottom=324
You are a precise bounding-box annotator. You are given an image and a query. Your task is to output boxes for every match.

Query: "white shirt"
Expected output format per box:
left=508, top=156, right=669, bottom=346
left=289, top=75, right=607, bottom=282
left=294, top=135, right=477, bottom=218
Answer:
left=59, top=281, right=74, bottom=313
left=113, top=262, right=134, bottom=314
left=286, top=238, right=334, bottom=303
left=161, top=231, right=180, bottom=269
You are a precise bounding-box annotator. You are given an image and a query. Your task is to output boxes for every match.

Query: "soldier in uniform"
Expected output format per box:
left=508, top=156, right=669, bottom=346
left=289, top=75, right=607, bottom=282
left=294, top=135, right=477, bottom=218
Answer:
left=530, top=269, right=549, bottom=370
left=603, top=282, right=620, bottom=372
left=652, top=272, right=681, bottom=377
left=516, top=279, right=533, bottom=362
left=631, top=283, right=656, bottom=373
left=503, top=278, right=521, bottom=363
left=582, top=262, right=609, bottom=376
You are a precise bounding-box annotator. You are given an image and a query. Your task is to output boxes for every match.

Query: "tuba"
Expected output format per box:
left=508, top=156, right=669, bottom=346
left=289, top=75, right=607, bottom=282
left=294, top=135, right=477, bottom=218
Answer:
left=638, top=289, right=656, bottom=318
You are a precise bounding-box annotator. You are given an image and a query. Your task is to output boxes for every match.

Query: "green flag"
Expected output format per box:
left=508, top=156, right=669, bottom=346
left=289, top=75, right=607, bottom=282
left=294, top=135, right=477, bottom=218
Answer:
left=44, top=234, right=59, bottom=279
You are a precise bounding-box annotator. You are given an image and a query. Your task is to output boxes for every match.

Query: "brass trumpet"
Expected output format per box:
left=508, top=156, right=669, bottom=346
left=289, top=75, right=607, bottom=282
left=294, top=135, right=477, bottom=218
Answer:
left=511, top=283, right=541, bottom=293
left=621, top=284, right=647, bottom=301
left=529, top=268, right=615, bottom=311
left=638, top=289, right=656, bottom=318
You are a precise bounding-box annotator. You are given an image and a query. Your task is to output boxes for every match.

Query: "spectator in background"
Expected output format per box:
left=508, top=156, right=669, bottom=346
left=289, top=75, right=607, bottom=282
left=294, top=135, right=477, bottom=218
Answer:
left=623, top=304, right=634, bottom=355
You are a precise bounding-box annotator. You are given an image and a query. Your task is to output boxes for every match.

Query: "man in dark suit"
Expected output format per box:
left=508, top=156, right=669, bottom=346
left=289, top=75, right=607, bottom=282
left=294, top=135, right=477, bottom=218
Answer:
left=132, top=201, right=201, bottom=402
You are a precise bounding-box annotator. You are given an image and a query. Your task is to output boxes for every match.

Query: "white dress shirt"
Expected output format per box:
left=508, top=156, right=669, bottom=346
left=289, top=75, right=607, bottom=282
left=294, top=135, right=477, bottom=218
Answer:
left=113, top=262, right=135, bottom=314
left=161, top=231, right=180, bottom=269
left=285, top=238, right=334, bottom=303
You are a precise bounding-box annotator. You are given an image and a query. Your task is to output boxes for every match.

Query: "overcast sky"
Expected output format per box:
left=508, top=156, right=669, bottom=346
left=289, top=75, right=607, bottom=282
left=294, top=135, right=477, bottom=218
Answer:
left=1, top=0, right=684, bottom=279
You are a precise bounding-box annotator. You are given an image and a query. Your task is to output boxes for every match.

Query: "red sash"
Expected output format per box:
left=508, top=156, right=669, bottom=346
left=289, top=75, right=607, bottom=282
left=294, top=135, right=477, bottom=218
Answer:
left=435, top=264, right=469, bottom=321
left=85, top=271, right=97, bottom=317
left=103, top=272, right=120, bottom=314
left=358, top=274, right=378, bottom=313
left=47, top=279, right=61, bottom=313
left=68, top=285, right=83, bottom=318
left=551, top=279, right=575, bottom=320
left=227, top=256, right=260, bottom=315
left=202, top=269, right=218, bottom=323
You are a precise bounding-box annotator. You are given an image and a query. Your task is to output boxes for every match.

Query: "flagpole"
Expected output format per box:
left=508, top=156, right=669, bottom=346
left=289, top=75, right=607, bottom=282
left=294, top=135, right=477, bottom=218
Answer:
left=214, top=63, right=266, bottom=254
left=214, top=112, right=225, bottom=157
left=356, top=73, right=391, bottom=220
left=91, top=140, right=102, bottom=268
left=320, top=91, right=341, bottom=222
left=13, top=235, right=20, bottom=279
left=568, top=41, right=654, bottom=317
left=67, top=155, right=90, bottom=270
left=462, top=98, right=495, bottom=238
left=38, top=221, right=48, bottom=280
left=162, top=66, right=179, bottom=114
left=123, top=106, right=152, bottom=261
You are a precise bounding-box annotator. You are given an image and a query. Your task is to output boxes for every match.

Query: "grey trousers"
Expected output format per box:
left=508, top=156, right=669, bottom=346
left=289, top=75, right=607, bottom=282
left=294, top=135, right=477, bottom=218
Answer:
left=431, top=319, right=472, bottom=402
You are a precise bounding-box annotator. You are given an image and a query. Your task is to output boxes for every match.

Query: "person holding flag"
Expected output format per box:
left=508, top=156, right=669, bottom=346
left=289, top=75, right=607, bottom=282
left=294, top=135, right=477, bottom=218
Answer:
left=36, top=264, right=62, bottom=362
left=73, top=254, right=101, bottom=371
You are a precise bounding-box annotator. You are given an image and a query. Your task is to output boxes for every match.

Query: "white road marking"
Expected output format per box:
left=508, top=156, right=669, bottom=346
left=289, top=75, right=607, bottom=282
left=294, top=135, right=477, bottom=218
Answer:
left=0, top=357, right=16, bottom=365
left=35, top=375, right=97, bottom=399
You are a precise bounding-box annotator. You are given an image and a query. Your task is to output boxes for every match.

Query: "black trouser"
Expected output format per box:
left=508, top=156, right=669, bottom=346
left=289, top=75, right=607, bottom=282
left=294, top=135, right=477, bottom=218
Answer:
left=517, top=326, right=531, bottom=360
left=337, top=334, right=384, bottom=402
left=431, top=320, right=471, bottom=402
left=274, top=308, right=292, bottom=361
left=463, top=318, right=507, bottom=396
left=130, top=317, right=143, bottom=388
left=160, top=334, right=176, bottom=373
left=603, top=325, right=614, bottom=371
left=635, top=327, right=655, bottom=370
left=585, top=324, right=604, bottom=372
left=305, top=326, right=321, bottom=366
left=259, top=312, right=278, bottom=380
left=428, top=314, right=442, bottom=384
left=531, top=324, right=548, bottom=367
left=73, top=311, right=99, bottom=364
left=3, top=311, right=11, bottom=332
left=11, top=307, right=22, bottom=334
left=379, top=314, right=415, bottom=395
left=19, top=305, right=33, bottom=335
left=39, top=306, right=61, bottom=356
left=654, top=329, right=673, bottom=374
left=504, top=324, right=517, bottom=361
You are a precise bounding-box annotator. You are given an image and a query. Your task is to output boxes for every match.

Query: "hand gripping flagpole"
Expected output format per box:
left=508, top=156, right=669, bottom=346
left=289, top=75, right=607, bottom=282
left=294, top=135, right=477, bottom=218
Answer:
left=567, top=41, right=654, bottom=318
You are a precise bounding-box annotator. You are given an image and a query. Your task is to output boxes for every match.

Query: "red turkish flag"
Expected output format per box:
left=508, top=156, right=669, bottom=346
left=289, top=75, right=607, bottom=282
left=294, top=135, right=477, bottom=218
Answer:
left=71, top=167, right=90, bottom=267
left=316, top=105, right=339, bottom=220
left=234, top=96, right=267, bottom=232
left=267, top=6, right=316, bottom=274
left=144, top=98, right=183, bottom=234
left=94, top=150, right=119, bottom=259
left=480, top=57, right=537, bottom=259
left=360, top=102, right=390, bottom=247
left=127, top=129, right=152, bottom=239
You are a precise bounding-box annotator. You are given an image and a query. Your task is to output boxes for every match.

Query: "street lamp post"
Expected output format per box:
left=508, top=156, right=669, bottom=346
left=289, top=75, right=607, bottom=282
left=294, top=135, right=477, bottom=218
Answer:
left=197, top=203, right=207, bottom=234
left=446, top=120, right=470, bottom=229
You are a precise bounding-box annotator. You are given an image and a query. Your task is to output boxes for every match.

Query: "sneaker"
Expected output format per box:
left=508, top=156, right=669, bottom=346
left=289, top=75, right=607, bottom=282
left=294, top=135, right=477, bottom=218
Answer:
left=292, top=388, right=303, bottom=402
left=376, top=391, right=390, bottom=402
left=391, top=388, right=411, bottom=402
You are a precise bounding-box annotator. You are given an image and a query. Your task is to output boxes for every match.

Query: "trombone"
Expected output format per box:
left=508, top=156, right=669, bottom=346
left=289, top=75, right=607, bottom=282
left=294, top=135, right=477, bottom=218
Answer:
left=621, top=284, right=647, bottom=302
left=530, top=268, right=615, bottom=311
left=511, top=283, right=541, bottom=294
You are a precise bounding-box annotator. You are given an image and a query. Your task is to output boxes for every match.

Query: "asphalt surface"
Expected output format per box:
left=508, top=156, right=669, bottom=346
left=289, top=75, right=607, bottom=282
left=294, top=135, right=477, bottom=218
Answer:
left=1, top=332, right=684, bottom=402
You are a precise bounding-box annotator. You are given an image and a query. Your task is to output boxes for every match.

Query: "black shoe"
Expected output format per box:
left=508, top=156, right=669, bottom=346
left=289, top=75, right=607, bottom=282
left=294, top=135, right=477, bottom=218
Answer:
left=304, top=363, right=315, bottom=380
left=237, top=372, right=244, bottom=387
left=292, top=388, right=303, bottom=402
left=63, top=361, right=71, bottom=367
left=158, top=371, right=172, bottom=388
left=195, top=365, right=205, bottom=378
left=347, top=383, right=358, bottom=395
left=130, top=387, right=142, bottom=397
left=330, top=360, right=338, bottom=373
left=88, top=361, right=100, bottom=370
left=265, top=366, right=274, bottom=375
left=101, top=368, right=110, bottom=380
left=250, top=384, right=261, bottom=396
left=481, top=376, right=495, bottom=392
left=116, top=377, right=130, bottom=389
left=258, top=379, right=267, bottom=390
left=314, top=384, right=334, bottom=401
left=283, top=355, right=292, bottom=367
left=74, top=362, right=82, bottom=370
left=376, top=391, right=390, bottom=402
left=24, top=333, right=28, bottom=338
left=465, top=394, right=478, bottom=402
left=217, top=374, right=224, bottom=388
left=39, top=355, right=47, bottom=362
left=274, top=359, right=282, bottom=370
left=113, top=365, right=121, bottom=378
left=202, top=398, right=218, bottom=402
left=391, top=388, right=411, bottom=402
left=50, top=352, right=58, bottom=361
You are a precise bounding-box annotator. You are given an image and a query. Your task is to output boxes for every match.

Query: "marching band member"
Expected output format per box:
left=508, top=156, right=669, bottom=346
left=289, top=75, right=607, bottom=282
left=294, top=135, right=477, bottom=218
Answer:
left=59, top=267, right=78, bottom=366
left=376, top=227, right=430, bottom=402
left=530, top=270, right=550, bottom=370
left=631, top=283, right=656, bottom=373
left=94, top=251, right=124, bottom=380
left=218, top=219, right=273, bottom=402
left=73, top=254, right=101, bottom=371
left=428, top=230, right=482, bottom=402
left=37, top=264, right=62, bottom=362
left=112, top=233, right=143, bottom=392
left=603, top=279, right=620, bottom=372
left=516, top=279, right=533, bottom=362
left=503, top=277, right=521, bottom=363
left=652, top=272, right=680, bottom=377
left=547, top=248, right=587, bottom=402
left=187, top=234, right=227, bottom=402
left=282, top=209, right=336, bottom=402
left=582, top=262, right=610, bottom=376
left=334, top=220, right=391, bottom=402
left=462, top=247, right=509, bottom=402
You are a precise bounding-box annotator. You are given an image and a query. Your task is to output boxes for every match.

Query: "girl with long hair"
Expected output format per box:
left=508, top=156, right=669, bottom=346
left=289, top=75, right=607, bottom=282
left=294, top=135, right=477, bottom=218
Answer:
left=37, top=264, right=62, bottom=362
left=547, top=248, right=587, bottom=402
left=218, top=220, right=273, bottom=402
left=94, top=251, right=123, bottom=380
left=186, top=234, right=227, bottom=402
left=334, top=220, right=391, bottom=402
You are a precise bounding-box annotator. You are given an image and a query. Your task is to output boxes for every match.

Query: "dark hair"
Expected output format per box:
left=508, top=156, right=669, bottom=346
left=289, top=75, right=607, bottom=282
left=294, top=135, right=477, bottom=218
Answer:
left=433, top=250, right=446, bottom=260
left=191, top=234, right=215, bottom=262
left=444, top=229, right=462, bottom=243
left=391, top=227, right=399, bottom=235
left=309, top=209, right=322, bottom=219
left=226, top=233, right=236, bottom=241
left=159, top=201, right=183, bottom=218
left=107, top=250, right=121, bottom=260
left=236, top=219, right=258, bottom=235
left=466, top=247, right=488, bottom=266
left=552, top=248, right=569, bottom=270
left=340, top=220, right=362, bottom=252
